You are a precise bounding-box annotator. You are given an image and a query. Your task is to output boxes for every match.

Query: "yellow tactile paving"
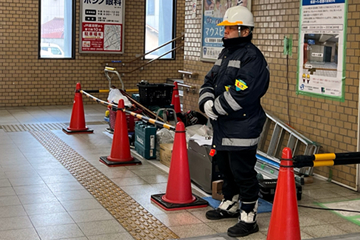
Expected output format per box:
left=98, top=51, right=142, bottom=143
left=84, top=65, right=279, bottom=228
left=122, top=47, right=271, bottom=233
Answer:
left=31, top=130, right=179, bottom=240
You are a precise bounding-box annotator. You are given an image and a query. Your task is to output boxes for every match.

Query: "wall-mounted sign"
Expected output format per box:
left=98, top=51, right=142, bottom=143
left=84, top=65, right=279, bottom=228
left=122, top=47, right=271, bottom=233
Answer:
left=79, top=0, right=124, bottom=54
left=192, top=0, right=197, bottom=18
left=297, top=0, right=347, bottom=101
left=200, top=0, right=251, bottom=62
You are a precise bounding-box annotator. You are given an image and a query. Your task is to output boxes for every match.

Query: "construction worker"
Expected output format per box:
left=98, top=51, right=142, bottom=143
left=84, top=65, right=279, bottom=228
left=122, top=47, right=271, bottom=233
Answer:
left=198, top=5, right=270, bottom=238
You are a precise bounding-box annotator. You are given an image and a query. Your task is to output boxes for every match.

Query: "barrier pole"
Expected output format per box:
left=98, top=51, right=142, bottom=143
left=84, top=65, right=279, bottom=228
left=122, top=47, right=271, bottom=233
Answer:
left=80, top=90, right=175, bottom=131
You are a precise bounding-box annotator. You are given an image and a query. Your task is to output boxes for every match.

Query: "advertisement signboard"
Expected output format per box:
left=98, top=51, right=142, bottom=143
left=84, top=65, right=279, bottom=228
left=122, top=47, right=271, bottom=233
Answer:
left=80, top=0, right=124, bottom=54
left=201, top=0, right=251, bottom=62
left=297, top=0, right=347, bottom=101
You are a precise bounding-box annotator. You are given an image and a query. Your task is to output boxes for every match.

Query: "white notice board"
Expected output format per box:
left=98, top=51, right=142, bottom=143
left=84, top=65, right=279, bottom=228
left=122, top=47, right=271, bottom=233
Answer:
left=79, top=0, right=124, bottom=54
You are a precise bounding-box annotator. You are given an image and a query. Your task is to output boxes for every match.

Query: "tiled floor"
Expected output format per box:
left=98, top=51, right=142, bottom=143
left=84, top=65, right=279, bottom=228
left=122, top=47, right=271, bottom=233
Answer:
left=0, top=104, right=360, bottom=240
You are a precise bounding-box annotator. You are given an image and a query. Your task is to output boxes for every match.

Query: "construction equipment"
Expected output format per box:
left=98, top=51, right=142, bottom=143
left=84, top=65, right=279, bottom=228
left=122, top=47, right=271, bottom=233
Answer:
left=104, top=66, right=167, bottom=125
left=256, top=111, right=320, bottom=183
left=104, top=67, right=124, bottom=90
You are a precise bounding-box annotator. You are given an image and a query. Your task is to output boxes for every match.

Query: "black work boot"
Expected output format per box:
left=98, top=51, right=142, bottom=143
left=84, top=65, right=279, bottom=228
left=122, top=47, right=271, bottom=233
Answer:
left=206, top=195, right=239, bottom=220
left=206, top=208, right=239, bottom=220
left=227, top=200, right=259, bottom=237
left=227, top=220, right=259, bottom=237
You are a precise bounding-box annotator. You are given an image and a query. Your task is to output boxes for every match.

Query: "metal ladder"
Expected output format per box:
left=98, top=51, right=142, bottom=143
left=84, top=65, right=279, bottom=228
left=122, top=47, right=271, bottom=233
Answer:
left=255, top=111, right=320, bottom=182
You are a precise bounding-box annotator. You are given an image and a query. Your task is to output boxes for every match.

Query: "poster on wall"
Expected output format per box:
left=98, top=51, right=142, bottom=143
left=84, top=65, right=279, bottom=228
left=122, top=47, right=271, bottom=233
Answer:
left=79, top=0, right=124, bottom=54
left=200, top=0, right=251, bottom=62
left=297, top=0, right=347, bottom=101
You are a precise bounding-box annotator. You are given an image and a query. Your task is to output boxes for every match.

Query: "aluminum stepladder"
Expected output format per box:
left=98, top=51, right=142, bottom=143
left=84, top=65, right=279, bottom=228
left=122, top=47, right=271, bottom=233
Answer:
left=256, top=111, right=320, bottom=184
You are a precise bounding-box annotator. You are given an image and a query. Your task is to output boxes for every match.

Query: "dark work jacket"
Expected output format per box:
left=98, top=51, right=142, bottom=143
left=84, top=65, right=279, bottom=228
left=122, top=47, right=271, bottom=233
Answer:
left=198, top=34, right=270, bottom=151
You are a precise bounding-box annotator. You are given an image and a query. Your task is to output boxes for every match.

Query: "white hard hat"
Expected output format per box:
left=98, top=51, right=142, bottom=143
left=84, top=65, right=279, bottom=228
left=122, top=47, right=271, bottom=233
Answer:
left=217, top=5, right=254, bottom=27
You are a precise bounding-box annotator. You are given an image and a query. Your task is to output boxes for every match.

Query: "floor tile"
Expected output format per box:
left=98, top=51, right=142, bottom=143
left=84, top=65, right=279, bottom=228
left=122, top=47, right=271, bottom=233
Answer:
left=46, top=181, right=85, bottom=193
left=156, top=211, right=203, bottom=227
left=0, top=228, right=40, bottom=240
left=29, top=212, right=75, bottom=227
left=8, top=176, right=45, bottom=187
left=40, top=174, right=76, bottom=184
left=13, top=184, right=52, bottom=195
left=68, top=209, right=114, bottom=223
left=0, top=205, right=27, bottom=218
left=0, top=216, right=33, bottom=231
left=23, top=201, right=66, bottom=215
left=87, top=232, right=134, bottom=240
left=77, top=219, right=127, bottom=236
left=53, top=189, right=94, bottom=201
left=301, top=224, right=347, bottom=238
left=36, top=224, right=85, bottom=240
left=17, top=192, right=58, bottom=205
left=0, top=187, right=15, bottom=197
left=0, top=195, right=21, bottom=207
left=0, top=105, right=359, bottom=240
left=170, top=223, right=217, bottom=239
left=60, top=198, right=103, bottom=211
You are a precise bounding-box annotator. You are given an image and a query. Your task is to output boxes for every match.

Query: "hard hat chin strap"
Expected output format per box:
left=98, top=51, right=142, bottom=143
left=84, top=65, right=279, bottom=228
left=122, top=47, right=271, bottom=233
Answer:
left=237, top=26, right=242, bottom=37
left=237, top=26, right=252, bottom=37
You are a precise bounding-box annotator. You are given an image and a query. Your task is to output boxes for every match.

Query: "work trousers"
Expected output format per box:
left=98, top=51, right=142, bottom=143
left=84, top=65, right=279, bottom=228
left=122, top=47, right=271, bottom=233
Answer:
left=216, top=148, right=259, bottom=202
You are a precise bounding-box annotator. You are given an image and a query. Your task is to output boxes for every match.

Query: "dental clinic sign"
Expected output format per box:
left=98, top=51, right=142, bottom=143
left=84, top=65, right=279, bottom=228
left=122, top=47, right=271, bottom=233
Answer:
left=297, top=0, right=347, bottom=101
left=80, top=0, right=124, bottom=53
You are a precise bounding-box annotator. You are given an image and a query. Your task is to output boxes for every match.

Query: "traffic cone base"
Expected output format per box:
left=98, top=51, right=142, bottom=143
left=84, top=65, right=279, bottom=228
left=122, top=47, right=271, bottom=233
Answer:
left=99, top=156, right=141, bottom=167
left=62, top=127, right=93, bottom=134
left=151, top=193, right=208, bottom=211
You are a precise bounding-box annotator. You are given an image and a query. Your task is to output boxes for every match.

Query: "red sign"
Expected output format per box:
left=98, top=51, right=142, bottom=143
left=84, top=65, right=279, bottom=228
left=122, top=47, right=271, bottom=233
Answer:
left=81, top=23, right=122, bottom=52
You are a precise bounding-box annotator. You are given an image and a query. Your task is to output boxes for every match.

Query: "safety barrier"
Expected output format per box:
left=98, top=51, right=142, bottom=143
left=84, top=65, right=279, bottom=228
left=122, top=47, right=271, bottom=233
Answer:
left=267, top=148, right=360, bottom=240
left=293, top=152, right=360, bottom=168
left=80, top=89, right=175, bottom=131
left=65, top=83, right=207, bottom=210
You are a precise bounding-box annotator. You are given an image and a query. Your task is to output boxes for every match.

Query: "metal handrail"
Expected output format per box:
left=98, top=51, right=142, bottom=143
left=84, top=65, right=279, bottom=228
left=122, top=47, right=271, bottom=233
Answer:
left=178, top=70, right=198, bottom=79
left=176, top=82, right=195, bottom=92
left=125, top=44, right=184, bottom=74
left=126, top=34, right=184, bottom=65
left=167, top=78, right=196, bottom=93
left=102, top=34, right=184, bottom=66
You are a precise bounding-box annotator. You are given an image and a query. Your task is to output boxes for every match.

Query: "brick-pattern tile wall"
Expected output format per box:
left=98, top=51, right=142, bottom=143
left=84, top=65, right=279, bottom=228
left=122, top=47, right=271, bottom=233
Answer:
left=183, top=0, right=359, bottom=188
left=0, top=0, right=184, bottom=106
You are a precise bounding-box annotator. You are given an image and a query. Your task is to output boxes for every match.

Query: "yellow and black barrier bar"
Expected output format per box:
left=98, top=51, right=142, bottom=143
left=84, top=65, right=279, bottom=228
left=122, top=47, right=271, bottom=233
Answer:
left=124, top=110, right=175, bottom=131
left=80, top=90, right=175, bottom=131
left=83, top=89, right=138, bottom=93
left=293, top=152, right=360, bottom=168
left=83, top=89, right=110, bottom=93
left=82, top=89, right=162, bottom=121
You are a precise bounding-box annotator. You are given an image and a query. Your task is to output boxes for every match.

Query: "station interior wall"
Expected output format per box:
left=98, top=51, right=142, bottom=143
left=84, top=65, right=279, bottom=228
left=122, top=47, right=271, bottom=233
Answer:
left=1, top=0, right=359, bottom=189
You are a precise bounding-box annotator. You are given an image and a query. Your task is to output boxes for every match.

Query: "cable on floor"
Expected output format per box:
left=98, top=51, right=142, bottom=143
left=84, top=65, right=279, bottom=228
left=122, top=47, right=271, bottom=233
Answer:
left=298, top=204, right=360, bottom=213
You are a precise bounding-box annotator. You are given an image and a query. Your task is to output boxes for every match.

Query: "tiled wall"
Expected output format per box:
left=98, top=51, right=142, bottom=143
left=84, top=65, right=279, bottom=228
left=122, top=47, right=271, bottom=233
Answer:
left=0, top=0, right=185, bottom=106
left=1, top=0, right=359, bottom=188
left=183, top=0, right=359, bottom=189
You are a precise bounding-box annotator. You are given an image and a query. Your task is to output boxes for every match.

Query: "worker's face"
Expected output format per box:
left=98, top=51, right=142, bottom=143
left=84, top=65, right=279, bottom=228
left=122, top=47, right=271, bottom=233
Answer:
left=224, top=26, right=250, bottom=39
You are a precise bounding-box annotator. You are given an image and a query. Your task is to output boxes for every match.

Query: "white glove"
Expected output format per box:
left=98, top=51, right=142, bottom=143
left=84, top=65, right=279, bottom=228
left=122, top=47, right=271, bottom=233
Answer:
left=204, top=100, right=218, bottom=120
